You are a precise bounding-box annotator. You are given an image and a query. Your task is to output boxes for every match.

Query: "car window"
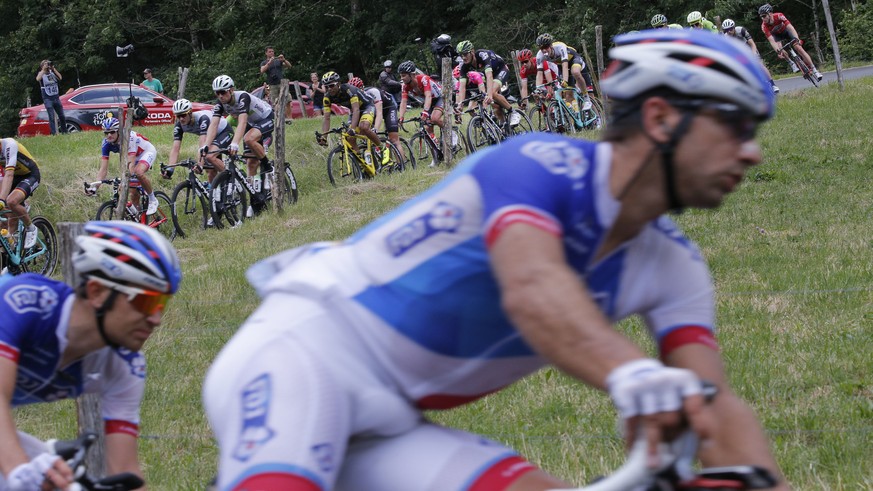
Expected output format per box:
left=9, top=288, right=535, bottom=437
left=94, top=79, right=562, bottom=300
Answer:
left=70, top=88, right=120, bottom=104
left=131, top=87, right=168, bottom=103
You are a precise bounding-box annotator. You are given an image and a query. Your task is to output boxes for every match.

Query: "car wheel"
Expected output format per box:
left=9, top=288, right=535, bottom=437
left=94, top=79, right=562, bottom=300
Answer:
left=65, top=121, right=81, bottom=133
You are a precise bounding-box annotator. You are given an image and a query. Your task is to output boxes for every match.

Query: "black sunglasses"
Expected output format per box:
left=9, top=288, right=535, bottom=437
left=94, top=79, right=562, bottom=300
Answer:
left=670, top=100, right=760, bottom=141
left=326, top=83, right=339, bottom=89
left=215, top=89, right=229, bottom=96
left=104, top=130, right=118, bottom=135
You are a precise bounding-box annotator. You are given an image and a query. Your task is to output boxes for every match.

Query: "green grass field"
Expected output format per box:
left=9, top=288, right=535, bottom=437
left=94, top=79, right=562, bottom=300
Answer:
left=11, top=81, right=873, bottom=490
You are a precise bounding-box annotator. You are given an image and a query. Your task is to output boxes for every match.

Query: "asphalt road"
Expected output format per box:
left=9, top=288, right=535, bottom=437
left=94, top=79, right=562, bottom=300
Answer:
left=776, top=64, right=873, bottom=92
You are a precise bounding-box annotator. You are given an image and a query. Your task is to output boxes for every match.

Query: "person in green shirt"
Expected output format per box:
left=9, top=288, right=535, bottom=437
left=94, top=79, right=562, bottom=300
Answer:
left=140, top=68, right=164, bottom=94
left=687, top=11, right=718, bottom=32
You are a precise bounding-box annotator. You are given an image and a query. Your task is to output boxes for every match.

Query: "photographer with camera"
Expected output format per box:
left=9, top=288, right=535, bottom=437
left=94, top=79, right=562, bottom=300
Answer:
left=260, top=46, right=293, bottom=116
left=34, top=60, right=67, bottom=135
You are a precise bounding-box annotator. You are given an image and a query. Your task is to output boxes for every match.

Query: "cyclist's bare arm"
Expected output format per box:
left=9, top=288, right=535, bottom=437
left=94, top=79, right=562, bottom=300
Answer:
left=168, top=139, right=182, bottom=167
left=105, top=432, right=146, bottom=489
left=398, top=94, right=408, bottom=122
left=96, top=156, right=111, bottom=183
left=0, top=170, right=14, bottom=200
left=456, top=80, right=467, bottom=110
left=0, top=358, right=30, bottom=476
left=562, top=61, right=570, bottom=84
left=373, top=101, right=384, bottom=133
left=349, top=101, right=362, bottom=129
left=667, top=345, right=789, bottom=490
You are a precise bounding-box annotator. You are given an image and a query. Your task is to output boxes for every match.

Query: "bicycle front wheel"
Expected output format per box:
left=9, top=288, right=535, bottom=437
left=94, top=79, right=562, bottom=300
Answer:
left=327, top=145, right=363, bottom=185
left=529, top=104, right=549, bottom=132
left=144, top=191, right=177, bottom=241
left=409, top=133, right=439, bottom=167
left=507, top=108, right=534, bottom=136
left=466, top=116, right=498, bottom=153
left=21, top=217, right=57, bottom=277
left=211, top=171, right=247, bottom=228
left=171, top=181, right=208, bottom=238
left=280, top=163, right=299, bottom=204
left=95, top=200, right=119, bottom=220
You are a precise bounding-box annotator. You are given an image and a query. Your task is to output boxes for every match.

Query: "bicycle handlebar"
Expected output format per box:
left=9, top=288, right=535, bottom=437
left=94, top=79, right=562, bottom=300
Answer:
left=49, top=432, right=146, bottom=491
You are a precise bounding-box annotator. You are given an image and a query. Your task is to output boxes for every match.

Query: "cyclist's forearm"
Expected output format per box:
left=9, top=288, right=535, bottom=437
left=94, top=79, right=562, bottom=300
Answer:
left=168, top=141, right=181, bottom=166
left=0, top=173, right=13, bottom=200
left=0, top=362, right=30, bottom=476
left=96, top=158, right=110, bottom=182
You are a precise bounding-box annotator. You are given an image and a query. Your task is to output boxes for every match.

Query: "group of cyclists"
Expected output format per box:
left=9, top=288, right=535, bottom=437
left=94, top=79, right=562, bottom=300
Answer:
left=650, top=3, right=823, bottom=94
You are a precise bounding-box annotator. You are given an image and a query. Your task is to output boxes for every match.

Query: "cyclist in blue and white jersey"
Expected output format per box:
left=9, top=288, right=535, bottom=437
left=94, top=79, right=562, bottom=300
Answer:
left=455, top=40, right=514, bottom=132
left=350, top=77, right=405, bottom=165
left=203, top=75, right=274, bottom=204
left=167, top=99, right=232, bottom=185
left=0, top=221, right=181, bottom=491
left=204, top=30, right=788, bottom=491
left=535, top=33, right=594, bottom=113
left=89, top=118, right=160, bottom=215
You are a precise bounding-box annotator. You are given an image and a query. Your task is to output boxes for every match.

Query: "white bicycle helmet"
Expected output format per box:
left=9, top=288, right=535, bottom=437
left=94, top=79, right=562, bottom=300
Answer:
left=651, top=14, right=668, bottom=28
left=722, top=19, right=736, bottom=31
left=601, top=29, right=775, bottom=120
left=172, top=98, right=192, bottom=115
left=686, top=11, right=703, bottom=24
left=212, top=75, right=235, bottom=92
left=74, top=221, right=182, bottom=294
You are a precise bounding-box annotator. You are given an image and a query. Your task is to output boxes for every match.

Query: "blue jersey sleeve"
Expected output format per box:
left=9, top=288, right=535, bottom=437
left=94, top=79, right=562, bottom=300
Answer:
left=470, top=133, right=596, bottom=246
left=100, top=139, right=118, bottom=158
left=0, top=274, right=70, bottom=364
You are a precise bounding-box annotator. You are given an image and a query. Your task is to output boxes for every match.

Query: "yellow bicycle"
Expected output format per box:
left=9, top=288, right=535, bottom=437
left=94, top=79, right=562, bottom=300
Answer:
left=316, top=123, right=406, bottom=186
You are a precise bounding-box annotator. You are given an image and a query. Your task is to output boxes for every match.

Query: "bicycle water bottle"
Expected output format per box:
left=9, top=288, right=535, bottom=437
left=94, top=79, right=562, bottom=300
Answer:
left=125, top=202, right=137, bottom=216
left=253, top=175, right=262, bottom=193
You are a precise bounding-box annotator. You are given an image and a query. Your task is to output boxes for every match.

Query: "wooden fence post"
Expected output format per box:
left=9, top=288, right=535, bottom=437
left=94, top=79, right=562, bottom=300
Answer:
left=595, top=26, right=604, bottom=76
left=292, top=82, right=305, bottom=119
left=440, top=57, right=454, bottom=166
left=113, top=107, right=133, bottom=217
left=271, top=81, right=288, bottom=211
left=580, top=40, right=602, bottom=102
left=59, top=222, right=106, bottom=479
left=177, top=67, right=189, bottom=99
left=510, top=50, right=525, bottom=102
left=821, top=0, right=845, bottom=89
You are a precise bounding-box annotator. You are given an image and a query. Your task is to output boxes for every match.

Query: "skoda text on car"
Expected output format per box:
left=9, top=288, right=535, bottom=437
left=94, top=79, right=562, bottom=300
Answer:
left=18, top=83, right=212, bottom=137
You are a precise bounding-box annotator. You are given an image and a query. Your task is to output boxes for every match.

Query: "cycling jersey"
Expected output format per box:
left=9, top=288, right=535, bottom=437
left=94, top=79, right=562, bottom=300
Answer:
left=761, top=12, right=792, bottom=38
left=206, top=133, right=717, bottom=490
left=323, top=84, right=375, bottom=115
left=402, top=74, right=443, bottom=99
left=459, top=49, right=508, bottom=80
left=725, top=26, right=754, bottom=43
left=100, top=131, right=156, bottom=160
left=364, top=87, right=397, bottom=110
left=535, top=42, right=583, bottom=68
left=0, top=274, right=145, bottom=436
left=174, top=110, right=229, bottom=140
left=520, top=60, right=559, bottom=81
left=212, top=90, right=273, bottom=124
left=0, top=138, right=39, bottom=177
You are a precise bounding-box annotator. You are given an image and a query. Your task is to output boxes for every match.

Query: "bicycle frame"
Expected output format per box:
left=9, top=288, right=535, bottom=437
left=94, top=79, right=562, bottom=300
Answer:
left=780, top=39, right=818, bottom=87
left=94, top=177, right=171, bottom=228
left=0, top=210, right=50, bottom=269
left=319, top=123, right=379, bottom=178
left=552, top=85, right=601, bottom=131
left=406, top=116, right=445, bottom=161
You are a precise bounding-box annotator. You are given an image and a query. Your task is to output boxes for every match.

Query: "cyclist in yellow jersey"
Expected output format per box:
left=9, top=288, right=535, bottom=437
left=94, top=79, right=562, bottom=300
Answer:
left=0, top=138, right=41, bottom=248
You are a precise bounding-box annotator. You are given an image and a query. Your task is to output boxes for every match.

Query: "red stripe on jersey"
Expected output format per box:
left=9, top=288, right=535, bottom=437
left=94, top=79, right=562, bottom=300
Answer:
left=0, top=341, right=21, bottom=363
left=659, top=325, right=719, bottom=359
left=468, top=456, right=538, bottom=491
left=105, top=420, right=139, bottom=437
left=231, top=473, right=321, bottom=491
left=416, top=389, right=500, bottom=410
left=485, top=209, right=561, bottom=248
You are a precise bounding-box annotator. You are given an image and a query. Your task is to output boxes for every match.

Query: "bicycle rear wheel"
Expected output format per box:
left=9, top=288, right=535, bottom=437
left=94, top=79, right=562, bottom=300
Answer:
left=144, top=191, right=177, bottom=241
left=211, top=171, right=247, bottom=228
left=528, top=104, right=549, bottom=132
left=507, top=108, right=534, bottom=136
left=21, top=217, right=57, bottom=276
left=327, top=145, right=363, bottom=185
left=380, top=141, right=406, bottom=174
left=171, top=181, right=208, bottom=238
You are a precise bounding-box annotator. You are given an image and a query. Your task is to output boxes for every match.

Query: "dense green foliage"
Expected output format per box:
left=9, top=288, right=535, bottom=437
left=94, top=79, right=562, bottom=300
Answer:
left=0, top=0, right=868, bottom=134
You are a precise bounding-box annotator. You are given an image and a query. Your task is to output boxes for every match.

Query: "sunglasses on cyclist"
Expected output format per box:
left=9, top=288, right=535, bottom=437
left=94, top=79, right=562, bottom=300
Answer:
left=326, top=83, right=339, bottom=89
left=215, top=89, right=229, bottom=96
left=104, top=130, right=117, bottom=135
left=92, top=277, right=173, bottom=316
left=670, top=100, right=760, bottom=141
left=689, top=21, right=701, bottom=27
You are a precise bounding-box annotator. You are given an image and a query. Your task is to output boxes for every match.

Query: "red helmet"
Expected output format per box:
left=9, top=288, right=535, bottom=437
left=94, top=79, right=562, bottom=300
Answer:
left=517, top=49, right=533, bottom=62
left=452, top=64, right=461, bottom=79
left=349, top=76, right=364, bottom=88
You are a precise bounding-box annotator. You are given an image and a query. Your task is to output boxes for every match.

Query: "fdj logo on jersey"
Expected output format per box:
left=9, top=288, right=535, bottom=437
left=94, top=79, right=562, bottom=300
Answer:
left=233, top=373, right=276, bottom=462
left=4, top=285, right=59, bottom=319
left=385, top=202, right=463, bottom=257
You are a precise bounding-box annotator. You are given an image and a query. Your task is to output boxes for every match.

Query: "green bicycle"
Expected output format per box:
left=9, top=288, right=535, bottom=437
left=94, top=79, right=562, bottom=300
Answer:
left=0, top=207, right=57, bottom=276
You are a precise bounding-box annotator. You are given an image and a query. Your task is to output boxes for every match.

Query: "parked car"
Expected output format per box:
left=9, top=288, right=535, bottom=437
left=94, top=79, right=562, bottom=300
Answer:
left=250, top=81, right=350, bottom=118
left=18, top=83, right=212, bottom=137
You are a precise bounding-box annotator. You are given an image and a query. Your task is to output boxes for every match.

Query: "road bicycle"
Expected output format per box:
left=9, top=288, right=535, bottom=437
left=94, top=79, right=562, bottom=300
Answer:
left=524, top=89, right=553, bottom=132
left=317, top=123, right=406, bottom=185
left=547, top=84, right=604, bottom=134
left=50, top=431, right=144, bottom=490
left=0, top=208, right=57, bottom=276
left=403, top=115, right=467, bottom=167
left=210, top=151, right=299, bottom=222
left=86, top=178, right=177, bottom=241
left=779, top=39, right=819, bottom=88
left=159, top=158, right=222, bottom=237
left=461, top=93, right=534, bottom=153
left=378, top=130, right=417, bottom=170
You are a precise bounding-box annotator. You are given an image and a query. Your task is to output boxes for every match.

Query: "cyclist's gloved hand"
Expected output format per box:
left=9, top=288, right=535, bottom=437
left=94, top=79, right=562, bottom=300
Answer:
left=316, top=135, right=327, bottom=147
left=229, top=143, right=239, bottom=154
left=420, top=110, right=429, bottom=121
left=606, top=359, right=702, bottom=421
left=8, top=453, right=61, bottom=491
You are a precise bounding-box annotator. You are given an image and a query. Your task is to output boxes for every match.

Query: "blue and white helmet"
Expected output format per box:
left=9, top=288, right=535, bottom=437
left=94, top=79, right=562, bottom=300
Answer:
left=101, top=118, right=120, bottom=132
left=601, top=29, right=775, bottom=120
left=74, top=221, right=182, bottom=294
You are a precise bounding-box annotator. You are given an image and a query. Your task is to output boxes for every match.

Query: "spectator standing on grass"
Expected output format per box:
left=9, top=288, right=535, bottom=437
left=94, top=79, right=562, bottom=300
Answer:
left=260, top=46, right=292, bottom=106
left=203, top=29, right=788, bottom=491
left=379, top=60, right=403, bottom=105
left=310, top=72, right=325, bottom=117
left=35, top=60, right=67, bottom=135
left=140, top=68, right=163, bottom=94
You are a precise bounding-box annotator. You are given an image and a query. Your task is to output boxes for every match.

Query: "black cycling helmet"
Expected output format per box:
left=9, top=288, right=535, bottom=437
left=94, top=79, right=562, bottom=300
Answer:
left=758, top=3, right=773, bottom=15
left=536, top=33, right=554, bottom=48
left=398, top=61, right=417, bottom=74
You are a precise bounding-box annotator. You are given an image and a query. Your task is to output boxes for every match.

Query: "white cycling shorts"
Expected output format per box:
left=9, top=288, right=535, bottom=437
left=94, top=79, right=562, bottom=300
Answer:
left=203, top=293, right=539, bottom=491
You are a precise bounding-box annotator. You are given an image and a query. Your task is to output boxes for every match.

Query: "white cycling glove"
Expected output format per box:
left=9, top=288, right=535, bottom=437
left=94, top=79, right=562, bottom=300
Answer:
left=7, top=453, right=60, bottom=491
left=229, top=143, right=240, bottom=153
left=606, top=359, right=702, bottom=420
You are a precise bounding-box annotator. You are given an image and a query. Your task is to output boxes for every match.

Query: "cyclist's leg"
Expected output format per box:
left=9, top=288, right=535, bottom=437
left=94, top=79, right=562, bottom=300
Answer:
left=358, top=108, right=381, bottom=148
left=383, top=107, right=405, bottom=161
left=430, top=97, right=445, bottom=130
left=204, top=295, right=354, bottom=491
left=337, top=423, right=571, bottom=491
left=5, top=175, right=37, bottom=230
left=130, top=151, right=156, bottom=195
left=794, top=44, right=817, bottom=71
left=243, top=127, right=267, bottom=161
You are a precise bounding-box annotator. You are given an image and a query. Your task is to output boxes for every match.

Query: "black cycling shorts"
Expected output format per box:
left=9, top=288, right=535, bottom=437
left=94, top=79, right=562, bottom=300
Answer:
left=383, top=106, right=399, bottom=133
left=12, top=170, right=40, bottom=200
